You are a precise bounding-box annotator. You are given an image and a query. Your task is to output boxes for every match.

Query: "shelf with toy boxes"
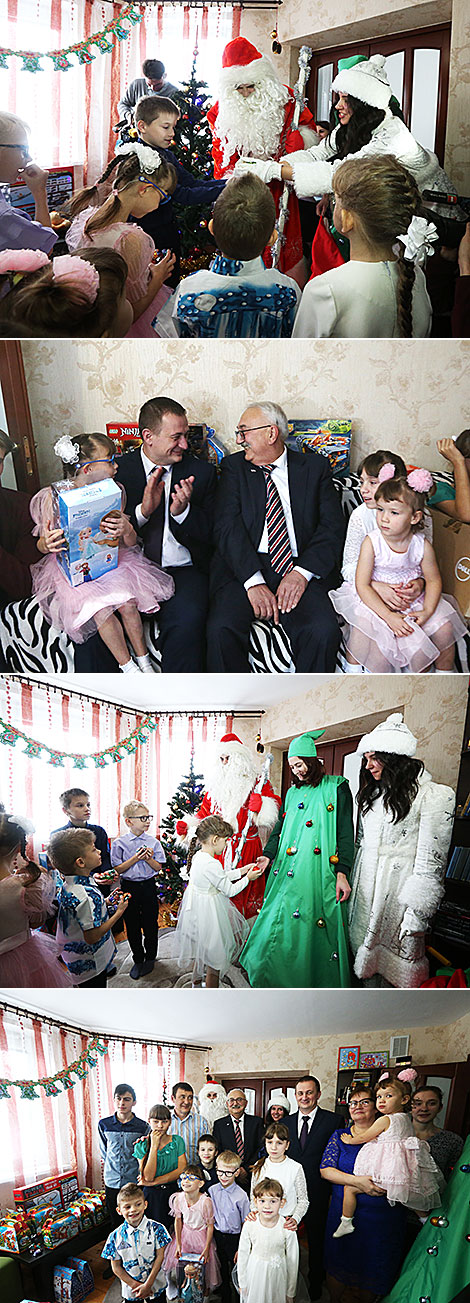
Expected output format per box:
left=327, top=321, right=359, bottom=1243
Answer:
left=0, top=1175, right=107, bottom=1258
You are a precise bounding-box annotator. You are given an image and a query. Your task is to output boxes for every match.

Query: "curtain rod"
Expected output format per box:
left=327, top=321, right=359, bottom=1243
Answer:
left=0, top=1000, right=212, bottom=1052
left=2, top=675, right=265, bottom=719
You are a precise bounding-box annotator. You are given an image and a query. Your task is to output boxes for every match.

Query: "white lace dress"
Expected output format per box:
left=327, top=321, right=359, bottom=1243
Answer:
left=250, top=1157, right=308, bottom=1223
left=237, top=1218, right=299, bottom=1303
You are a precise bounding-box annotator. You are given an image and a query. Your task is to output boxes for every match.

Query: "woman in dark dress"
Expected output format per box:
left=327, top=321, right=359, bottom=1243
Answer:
left=320, top=1085, right=407, bottom=1303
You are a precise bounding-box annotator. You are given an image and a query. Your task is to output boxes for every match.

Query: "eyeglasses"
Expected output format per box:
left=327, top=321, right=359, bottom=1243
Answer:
left=216, top=1169, right=239, bottom=1177
left=138, top=175, right=171, bottom=203
left=234, top=425, right=271, bottom=439
left=0, top=143, right=31, bottom=159
left=78, top=458, right=116, bottom=469
left=180, top=1173, right=200, bottom=1182
left=349, top=1100, right=369, bottom=1109
left=134, top=814, right=152, bottom=821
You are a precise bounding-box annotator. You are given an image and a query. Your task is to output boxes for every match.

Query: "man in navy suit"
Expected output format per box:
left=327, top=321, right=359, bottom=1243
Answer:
left=207, top=401, right=345, bottom=672
left=287, top=1075, right=343, bottom=1301
left=116, top=396, right=217, bottom=671
left=213, top=1087, right=264, bottom=1190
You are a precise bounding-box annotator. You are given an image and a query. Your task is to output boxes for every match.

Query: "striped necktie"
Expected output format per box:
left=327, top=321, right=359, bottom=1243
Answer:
left=261, top=464, right=294, bottom=577
left=234, top=1121, right=244, bottom=1160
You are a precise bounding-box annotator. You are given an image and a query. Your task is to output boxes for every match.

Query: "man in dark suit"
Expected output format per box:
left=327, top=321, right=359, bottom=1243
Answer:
left=207, top=401, right=345, bottom=672
left=116, top=396, right=217, bottom=671
left=287, top=1075, right=343, bottom=1301
left=213, top=1088, right=264, bottom=1190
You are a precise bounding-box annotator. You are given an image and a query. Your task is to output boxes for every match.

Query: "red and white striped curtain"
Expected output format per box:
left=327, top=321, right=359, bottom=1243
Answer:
left=0, top=1003, right=188, bottom=1206
left=0, top=676, right=232, bottom=855
left=0, top=0, right=241, bottom=178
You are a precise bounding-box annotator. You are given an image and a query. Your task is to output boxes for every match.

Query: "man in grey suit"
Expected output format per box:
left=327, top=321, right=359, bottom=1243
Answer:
left=287, top=1075, right=343, bottom=1301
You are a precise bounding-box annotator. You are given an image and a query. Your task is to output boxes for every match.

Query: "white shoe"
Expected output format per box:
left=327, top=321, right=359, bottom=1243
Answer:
left=119, top=659, right=142, bottom=674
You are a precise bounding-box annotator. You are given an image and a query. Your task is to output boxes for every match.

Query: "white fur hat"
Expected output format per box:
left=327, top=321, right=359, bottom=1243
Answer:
left=356, top=713, right=417, bottom=758
left=332, top=54, right=392, bottom=111
left=267, top=1092, right=291, bottom=1113
left=219, top=37, right=278, bottom=91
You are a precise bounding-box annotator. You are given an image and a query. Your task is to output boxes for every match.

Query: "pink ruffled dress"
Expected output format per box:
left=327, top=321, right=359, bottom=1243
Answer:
left=0, top=871, right=74, bottom=987
left=163, top=1192, right=221, bottom=1289
left=330, top=529, right=466, bottom=672
left=66, top=208, right=171, bottom=337
left=353, top=1112, right=441, bottom=1210
left=29, top=485, right=174, bottom=642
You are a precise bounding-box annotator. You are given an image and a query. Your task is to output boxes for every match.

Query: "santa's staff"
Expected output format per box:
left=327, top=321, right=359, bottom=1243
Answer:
left=231, top=752, right=274, bottom=871
left=271, top=45, right=312, bottom=269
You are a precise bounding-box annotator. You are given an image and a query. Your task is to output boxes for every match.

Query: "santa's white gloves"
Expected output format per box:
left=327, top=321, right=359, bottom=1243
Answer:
left=233, top=158, right=283, bottom=184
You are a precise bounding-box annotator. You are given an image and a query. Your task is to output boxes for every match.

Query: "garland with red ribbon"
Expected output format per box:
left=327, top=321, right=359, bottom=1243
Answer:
left=0, top=1036, right=108, bottom=1100
left=0, top=3, right=141, bottom=73
left=0, top=712, right=158, bottom=768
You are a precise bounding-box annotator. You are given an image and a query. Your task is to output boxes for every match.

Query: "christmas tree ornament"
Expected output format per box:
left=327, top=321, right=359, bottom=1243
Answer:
left=327, top=803, right=334, bottom=811
left=287, top=869, right=294, bottom=877
left=292, top=910, right=300, bottom=918
left=305, top=820, right=313, bottom=827
left=316, top=918, right=326, bottom=928
left=427, top=1247, right=438, bottom=1255
left=314, top=846, right=321, bottom=855
left=330, top=952, right=339, bottom=961
left=298, top=802, right=304, bottom=809
left=330, top=853, right=339, bottom=864
left=286, top=846, right=297, bottom=856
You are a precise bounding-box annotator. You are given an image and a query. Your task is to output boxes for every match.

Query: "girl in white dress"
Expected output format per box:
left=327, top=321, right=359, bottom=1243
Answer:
left=250, top=1123, right=309, bottom=1230
left=174, top=815, right=264, bottom=987
left=237, top=1177, right=299, bottom=1303
left=330, top=465, right=466, bottom=672
left=293, top=155, right=433, bottom=338
left=334, top=1072, right=441, bottom=1238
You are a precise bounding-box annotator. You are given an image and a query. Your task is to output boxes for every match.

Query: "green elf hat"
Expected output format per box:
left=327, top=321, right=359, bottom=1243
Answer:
left=288, top=729, right=325, bottom=759
left=337, top=54, right=368, bottom=72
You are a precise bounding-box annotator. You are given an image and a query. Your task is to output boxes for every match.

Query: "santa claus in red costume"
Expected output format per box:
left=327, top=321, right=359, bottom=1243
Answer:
left=176, top=732, right=280, bottom=919
left=207, top=38, right=318, bottom=282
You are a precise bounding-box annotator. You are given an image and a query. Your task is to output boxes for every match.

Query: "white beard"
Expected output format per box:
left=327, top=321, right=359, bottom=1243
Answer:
left=199, top=1093, right=229, bottom=1128
left=209, top=753, right=259, bottom=829
left=216, top=80, right=288, bottom=168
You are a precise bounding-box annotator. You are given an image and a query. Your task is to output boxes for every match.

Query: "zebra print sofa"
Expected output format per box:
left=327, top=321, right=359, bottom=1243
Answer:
left=1, top=470, right=468, bottom=674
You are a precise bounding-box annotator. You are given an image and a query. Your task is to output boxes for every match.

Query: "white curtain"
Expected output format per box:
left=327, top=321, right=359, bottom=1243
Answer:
left=0, top=1002, right=188, bottom=1206
left=0, top=0, right=239, bottom=177
left=0, top=676, right=230, bottom=852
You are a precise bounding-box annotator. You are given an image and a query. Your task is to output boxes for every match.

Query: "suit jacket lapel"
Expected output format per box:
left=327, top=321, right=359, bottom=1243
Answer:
left=243, top=460, right=266, bottom=545
left=286, top=450, right=305, bottom=540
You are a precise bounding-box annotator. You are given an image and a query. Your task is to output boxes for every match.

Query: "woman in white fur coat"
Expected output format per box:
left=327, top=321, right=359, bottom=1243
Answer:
left=348, top=713, right=455, bottom=988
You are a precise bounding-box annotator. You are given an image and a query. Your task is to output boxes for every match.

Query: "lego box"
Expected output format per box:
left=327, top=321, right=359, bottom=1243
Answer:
left=51, top=478, right=121, bottom=588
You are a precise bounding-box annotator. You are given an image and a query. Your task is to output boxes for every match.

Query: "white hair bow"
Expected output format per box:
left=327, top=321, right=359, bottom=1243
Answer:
left=54, top=435, right=80, bottom=464
left=115, top=141, right=162, bottom=172
left=394, top=215, right=438, bottom=266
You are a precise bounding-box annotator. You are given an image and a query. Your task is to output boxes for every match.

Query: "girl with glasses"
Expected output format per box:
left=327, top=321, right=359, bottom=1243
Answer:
left=64, top=145, right=177, bottom=335
left=162, top=1164, right=221, bottom=1301
left=30, top=431, right=174, bottom=673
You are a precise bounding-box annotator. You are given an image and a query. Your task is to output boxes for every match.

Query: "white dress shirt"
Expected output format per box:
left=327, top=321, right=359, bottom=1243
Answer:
left=135, top=448, right=192, bottom=568
left=245, top=448, right=314, bottom=590
left=297, top=1105, right=318, bottom=1139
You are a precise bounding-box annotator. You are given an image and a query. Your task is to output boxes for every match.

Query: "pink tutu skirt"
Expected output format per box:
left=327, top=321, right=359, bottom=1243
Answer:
left=163, top=1227, right=221, bottom=1289
left=0, top=933, right=74, bottom=987
left=354, top=1136, right=441, bottom=1211
left=31, top=547, right=175, bottom=643
left=127, top=284, right=172, bottom=338
left=330, top=582, right=466, bottom=673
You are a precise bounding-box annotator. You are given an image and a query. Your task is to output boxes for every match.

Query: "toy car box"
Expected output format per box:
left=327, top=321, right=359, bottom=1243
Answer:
left=14, top=1172, right=79, bottom=1213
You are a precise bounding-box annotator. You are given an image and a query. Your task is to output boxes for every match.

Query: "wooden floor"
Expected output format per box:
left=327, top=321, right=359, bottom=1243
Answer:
left=81, top=1238, right=110, bottom=1303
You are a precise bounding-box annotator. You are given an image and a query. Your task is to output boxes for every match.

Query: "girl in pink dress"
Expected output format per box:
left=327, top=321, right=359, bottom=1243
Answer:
left=30, top=431, right=174, bottom=673
left=0, top=813, right=73, bottom=987
left=65, top=144, right=177, bottom=336
left=330, top=465, right=466, bottom=672
left=163, top=1166, right=221, bottom=1301
left=334, top=1071, right=441, bottom=1238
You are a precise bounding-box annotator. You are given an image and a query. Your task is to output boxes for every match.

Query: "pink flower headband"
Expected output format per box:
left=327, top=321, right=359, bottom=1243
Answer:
left=0, top=249, right=99, bottom=303
left=378, top=1068, right=418, bottom=1084
left=377, top=463, right=433, bottom=494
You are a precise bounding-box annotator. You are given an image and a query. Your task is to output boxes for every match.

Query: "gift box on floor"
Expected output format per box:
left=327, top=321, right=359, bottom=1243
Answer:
left=431, top=509, right=470, bottom=618
left=65, top=1257, right=94, bottom=1295
left=51, top=478, right=121, bottom=587
left=53, top=1264, right=84, bottom=1302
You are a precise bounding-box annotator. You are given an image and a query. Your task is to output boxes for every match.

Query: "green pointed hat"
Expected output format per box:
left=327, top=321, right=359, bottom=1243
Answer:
left=288, top=729, right=325, bottom=758
left=337, top=54, right=367, bottom=72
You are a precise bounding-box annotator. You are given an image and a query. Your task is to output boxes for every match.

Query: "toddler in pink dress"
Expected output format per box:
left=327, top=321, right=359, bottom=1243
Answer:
left=66, top=143, right=177, bottom=336
left=163, top=1167, right=221, bottom=1301
left=334, top=1071, right=441, bottom=1238
left=330, top=465, right=466, bottom=672
left=0, top=814, right=73, bottom=988
left=30, top=431, right=174, bottom=673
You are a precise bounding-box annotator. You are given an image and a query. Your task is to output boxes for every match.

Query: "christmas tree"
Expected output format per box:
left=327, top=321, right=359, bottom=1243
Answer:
left=158, top=754, right=204, bottom=906
left=381, top=1134, right=470, bottom=1303
left=171, top=44, right=217, bottom=273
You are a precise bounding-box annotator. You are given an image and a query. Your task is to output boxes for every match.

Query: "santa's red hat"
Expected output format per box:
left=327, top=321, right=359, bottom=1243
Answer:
left=218, top=732, right=247, bottom=757
left=219, top=37, right=277, bottom=90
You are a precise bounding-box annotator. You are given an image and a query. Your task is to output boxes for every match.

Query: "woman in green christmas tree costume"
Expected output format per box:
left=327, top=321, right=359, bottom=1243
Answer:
left=381, top=1133, right=470, bottom=1303
left=240, top=730, right=353, bottom=988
